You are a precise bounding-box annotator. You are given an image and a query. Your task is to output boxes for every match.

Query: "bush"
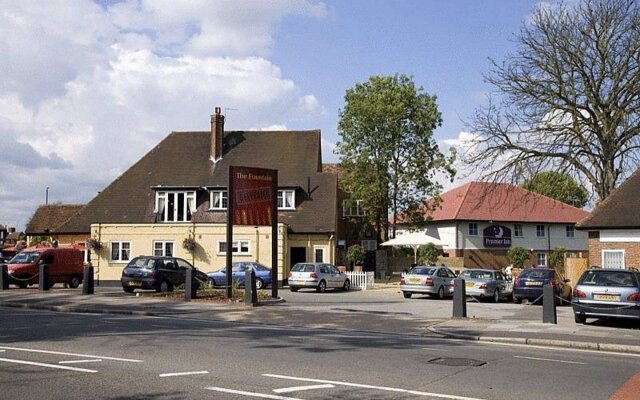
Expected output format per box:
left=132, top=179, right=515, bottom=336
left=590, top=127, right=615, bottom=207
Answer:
left=508, top=246, right=530, bottom=268
left=346, top=244, right=365, bottom=265
left=418, top=243, right=440, bottom=265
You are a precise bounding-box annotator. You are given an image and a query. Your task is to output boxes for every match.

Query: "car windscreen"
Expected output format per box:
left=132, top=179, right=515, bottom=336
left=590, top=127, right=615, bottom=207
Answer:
left=409, top=267, right=436, bottom=275
left=578, top=270, right=637, bottom=287
left=291, top=264, right=316, bottom=272
left=8, top=251, right=39, bottom=264
left=519, top=269, right=554, bottom=279
left=126, top=257, right=155, bottom=269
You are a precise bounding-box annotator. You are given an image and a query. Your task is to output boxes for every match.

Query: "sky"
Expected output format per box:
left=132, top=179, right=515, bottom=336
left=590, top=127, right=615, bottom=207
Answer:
left=0, top=0, right=543, bottom=231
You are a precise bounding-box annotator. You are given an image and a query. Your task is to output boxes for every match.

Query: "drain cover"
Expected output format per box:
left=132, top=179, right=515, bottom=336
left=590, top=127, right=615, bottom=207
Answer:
left=428, top=357, right=486, bottom=367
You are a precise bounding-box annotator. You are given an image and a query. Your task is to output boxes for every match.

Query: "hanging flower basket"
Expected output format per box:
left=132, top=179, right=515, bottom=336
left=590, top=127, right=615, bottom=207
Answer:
left=86, top=238, right=103, bottom=251
left=183, top=236, right=197, bottom=252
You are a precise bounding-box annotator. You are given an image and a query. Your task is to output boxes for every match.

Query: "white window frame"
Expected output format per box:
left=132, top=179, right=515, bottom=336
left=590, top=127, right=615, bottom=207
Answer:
left=361, top=240, right=377, bottom=252
left=514, top=224, right=523, bottom=238
left=110, top=241, right=131, bottom=263
left=155, top=190, right=196, bottom=222
left=343, top=199, right=365, bottom=217
left=536, top=224, right=546, bottom=238
left=468, top=223, right=478, bottom=236
left=153, top=241, right=174, bottom=257
left=277, top=189, right=296, bottom=210
left=536, top=252, right=546, bottom=267
left=217, top=240, right=251, bottom=255
left=602, top=249, right=625, bottom=269
left=566, top=225, right=575, bottom=238
left=209, top=190, right=227, bottom=210
left=313, top=246, right=327, bottom=263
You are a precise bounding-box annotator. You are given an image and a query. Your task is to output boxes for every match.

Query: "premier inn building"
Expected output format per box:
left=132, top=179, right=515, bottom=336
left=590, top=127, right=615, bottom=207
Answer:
left=395, top=182, right=590, bottom=269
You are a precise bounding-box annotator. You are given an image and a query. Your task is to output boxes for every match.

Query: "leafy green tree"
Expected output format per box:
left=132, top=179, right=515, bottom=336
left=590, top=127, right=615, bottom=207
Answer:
left=336, top=74, right=455, bottom=243
left=346, top=244, right=365, bottom=266
left=418, top=243, right=441, bottom=265
left=549, top=246, right=566, bottom=277
left=464, top=0, right=640, bottom=201
left=523, top=172, right=589, bottom=208
left=508, top=246, right=530, bottom=268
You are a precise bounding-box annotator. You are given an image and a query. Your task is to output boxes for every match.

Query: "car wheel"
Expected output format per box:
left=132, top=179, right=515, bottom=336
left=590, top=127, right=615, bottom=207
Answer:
left=342, top=279, right=351, bottom=291
left=575, top=313, right=587, bottom=324
left=290, top=286, right=299, bottom=292
left=513, top=296, right=522, bottom=304
left=123, top=286, right=134, bottom=293
left=208, top=278, right=216, bottom=287
left=68, top=275, right=82, bottom=289
left=158, top=280, right=172, bottom=293
left=402, top=291, right=412, bottom=299
left=437, top=286, right=445, bottom=299
left=17, top=281, right=28, bottom=289
left=493, top=289, right=500, bottom=303
left=255, top=278, right=264, bottom=290
left=317, top=280, right=327, bottom=293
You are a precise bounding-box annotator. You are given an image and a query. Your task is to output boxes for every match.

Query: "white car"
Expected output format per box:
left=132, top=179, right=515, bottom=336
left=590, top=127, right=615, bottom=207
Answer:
left=288, top=263, right=351, bottom=292
left=400, top=265, right=456, bottom=299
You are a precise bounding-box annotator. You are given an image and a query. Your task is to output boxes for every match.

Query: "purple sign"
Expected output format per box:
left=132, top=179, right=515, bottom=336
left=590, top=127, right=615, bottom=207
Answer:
left=483, top=225, right=512, bottom=248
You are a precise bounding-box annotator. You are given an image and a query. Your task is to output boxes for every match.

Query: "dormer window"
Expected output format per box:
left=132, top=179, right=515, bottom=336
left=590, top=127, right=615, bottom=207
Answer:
left=278, top=189, right=295, bottom=210
left=155, top=191, right=196, bottom=222
left=210, top=190, right=228, bottom=210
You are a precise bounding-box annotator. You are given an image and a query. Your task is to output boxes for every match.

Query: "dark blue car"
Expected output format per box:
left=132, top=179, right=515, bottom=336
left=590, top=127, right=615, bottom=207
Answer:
left=207, top=262, right=272, bottom=289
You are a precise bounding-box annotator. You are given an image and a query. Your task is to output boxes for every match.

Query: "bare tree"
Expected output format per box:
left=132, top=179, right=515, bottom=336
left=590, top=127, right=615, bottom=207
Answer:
left=464, top=0, right=640, bottom=202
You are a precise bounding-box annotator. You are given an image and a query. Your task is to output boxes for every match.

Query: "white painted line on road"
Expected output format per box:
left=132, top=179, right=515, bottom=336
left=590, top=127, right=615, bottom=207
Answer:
left=206, top=387, right=302, bottom=399
left=159, top=370, right=209, bottom=377
left=59, top=359, right=103, bottom=364
left=273, top=384, right=334, bottom=393
left=0, top=345, right=143, bottom=363
left=0, top=357, right=97, bottom=373
left=263, top=374, right=488, bottom=400
left=513, top=356, right=586, bottom=365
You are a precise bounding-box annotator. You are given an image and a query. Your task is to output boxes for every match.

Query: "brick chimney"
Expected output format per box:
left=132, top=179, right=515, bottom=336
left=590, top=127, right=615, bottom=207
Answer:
left=210, top=107, right=224, bottom=163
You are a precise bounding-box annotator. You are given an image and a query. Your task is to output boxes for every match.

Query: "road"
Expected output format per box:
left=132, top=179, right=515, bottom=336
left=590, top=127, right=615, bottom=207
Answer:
left=0, top=307, right=638, bottom=399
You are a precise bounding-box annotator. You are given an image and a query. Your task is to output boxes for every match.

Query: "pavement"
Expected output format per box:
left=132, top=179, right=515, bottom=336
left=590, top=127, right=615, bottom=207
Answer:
left=1, top=282, right=639, bottom=356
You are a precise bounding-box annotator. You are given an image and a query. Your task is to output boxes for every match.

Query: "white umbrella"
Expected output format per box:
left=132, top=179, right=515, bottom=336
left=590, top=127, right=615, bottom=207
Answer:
left=380, top=231, right=443, bottom=264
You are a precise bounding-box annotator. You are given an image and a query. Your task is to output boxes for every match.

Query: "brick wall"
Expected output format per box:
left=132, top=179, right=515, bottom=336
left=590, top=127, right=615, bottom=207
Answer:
left=588, top=237, right=640, bottom=269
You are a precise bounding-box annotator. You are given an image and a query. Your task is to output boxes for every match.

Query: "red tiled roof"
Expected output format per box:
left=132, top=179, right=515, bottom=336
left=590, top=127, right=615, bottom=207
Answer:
left=425, top=181, right=589, bottom=223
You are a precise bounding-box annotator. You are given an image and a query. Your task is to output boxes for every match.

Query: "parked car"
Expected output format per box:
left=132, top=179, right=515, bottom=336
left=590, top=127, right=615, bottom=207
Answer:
left=512, top=268, right=571, bottom=304
left=400, top=265, right=456, bottom=299
left=207, top=262, right=272, bottom=289
left=6, top=247, right=84, bottom=288
left=458, top=269, right=513, bottom=302
left=572, top=268, right=640, bottom=324
left=288, top=263, right=350, bottom=292
left=120, top=256, right=208, bottom=293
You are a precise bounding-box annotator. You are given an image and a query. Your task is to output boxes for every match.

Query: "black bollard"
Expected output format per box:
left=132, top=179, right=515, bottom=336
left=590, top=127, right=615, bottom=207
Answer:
left=0, top=264, right=8, bottom=290
left=185, top=268, right=196, bottom=301
left=82, top=265, right=94, bottom=295
left=542, top=283, right=557, bottom=324
left=453, top=278, right=467, bottom=318
left=39, top=263, right=49, bottom=291
left=244, top=269, right=257, bottom=305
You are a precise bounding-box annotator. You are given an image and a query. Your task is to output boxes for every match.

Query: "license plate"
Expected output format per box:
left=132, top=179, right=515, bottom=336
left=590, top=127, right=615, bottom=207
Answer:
left=128, top=281, right=142, bottom=287
left=593, top=294, right=620, bottom=301
left=525, top=281, right=542, bottom=286
left=465, top=282, right=475, bottom=288
left=409, top=277, right=421, bottom=284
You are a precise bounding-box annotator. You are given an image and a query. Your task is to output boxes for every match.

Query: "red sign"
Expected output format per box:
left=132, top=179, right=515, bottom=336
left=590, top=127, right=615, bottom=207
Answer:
left=230, top=166, right=277, bottom=226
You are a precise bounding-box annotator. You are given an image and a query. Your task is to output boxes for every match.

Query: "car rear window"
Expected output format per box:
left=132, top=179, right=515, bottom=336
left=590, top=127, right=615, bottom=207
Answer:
left=463, top=271, right=494, bottom=280
left=409, top=267, right=436, bottom=275
left=291, top=264, right=316, bottom=272
left=126, top=257, right=155, bottom=269
left=578, top=270, right=637, bottom=287
left=519, top=269, right=554, bottom=279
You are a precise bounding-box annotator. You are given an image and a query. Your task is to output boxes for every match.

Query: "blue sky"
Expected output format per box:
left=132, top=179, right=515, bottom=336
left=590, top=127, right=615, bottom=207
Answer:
left=0, top=0, right=542, bottom=230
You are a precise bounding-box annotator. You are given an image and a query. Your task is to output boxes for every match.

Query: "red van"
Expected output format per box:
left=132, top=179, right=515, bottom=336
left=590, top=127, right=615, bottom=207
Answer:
left=7, top=247, right=84, bottom=288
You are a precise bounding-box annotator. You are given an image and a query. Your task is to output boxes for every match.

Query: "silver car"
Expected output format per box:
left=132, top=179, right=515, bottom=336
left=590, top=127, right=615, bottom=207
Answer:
left=458, top=269, right=513, bottom=303
left=400, top=266, right=456, bottom=299
left=288, top=263, right=351, bottom=293
left=572, top=268, right=640, bottom=324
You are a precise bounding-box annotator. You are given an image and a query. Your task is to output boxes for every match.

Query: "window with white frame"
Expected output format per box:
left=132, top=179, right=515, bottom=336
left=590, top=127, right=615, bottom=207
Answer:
left=602, top=250, right=625, bottom=268
left=277, top=189, right=295, bottom=210
left=314, top=247, right=326, bottom=263
left=78, top=242, right=91, bottom=263
left=536, top=225, right=546, bottom=237
left=468, top=223, right=478, bottom=236
left=155, top=191, right=196, bottom=222
left=209, top=190, right=227, bottom=210
left=566, top=225, right=575, bottom=238
left=153, top=241, right=174, bottom=257
left=537, top=252, right=546, bottom=267
left=217, top=240, right=250, bottom=255
left=514, top=224, right=523, bottom=238
left=110, top=241, right=131, bottom=262
left=343, top=199, right=365, bottom=217
left=361, top=240, right=377, bottom=251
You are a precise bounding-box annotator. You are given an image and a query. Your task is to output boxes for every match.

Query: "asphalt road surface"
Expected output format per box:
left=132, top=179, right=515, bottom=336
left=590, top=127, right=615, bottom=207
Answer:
left=0, top=307, right=638, bottom=400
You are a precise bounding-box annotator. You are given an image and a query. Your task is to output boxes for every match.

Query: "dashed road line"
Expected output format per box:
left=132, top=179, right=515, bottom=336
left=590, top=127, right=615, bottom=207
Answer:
left=59, top=359, right=103, bottom=364
left=273, top=384, right=334, bottom=393
left=513, top=355, right=586, bottom=365
left=159, top=370, right=209, bottom=377
left=0, top=357, right=97, bottom=373
left=206, top=387, right=301, bottom=399
left=0, top=345, right=142, bottom=363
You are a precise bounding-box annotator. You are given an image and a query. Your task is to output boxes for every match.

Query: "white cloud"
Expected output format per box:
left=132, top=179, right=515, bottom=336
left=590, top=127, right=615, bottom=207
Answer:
left=0, top=0, right=328, bottom=230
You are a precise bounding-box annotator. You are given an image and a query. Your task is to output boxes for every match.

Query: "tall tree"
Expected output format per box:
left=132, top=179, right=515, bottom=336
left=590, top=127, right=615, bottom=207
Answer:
left=523, top=171, right=589, bottom=208
left=336, top=74, right=455, bottom=243
left=463, top=0, right=640, bottom=201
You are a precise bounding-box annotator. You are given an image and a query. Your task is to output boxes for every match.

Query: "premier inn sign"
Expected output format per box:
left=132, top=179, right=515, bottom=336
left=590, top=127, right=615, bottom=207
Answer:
left=483, top=225, right=512, bottom=248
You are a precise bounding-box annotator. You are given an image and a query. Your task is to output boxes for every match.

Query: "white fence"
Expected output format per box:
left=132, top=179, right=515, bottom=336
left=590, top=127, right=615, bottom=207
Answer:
left=345, top=271, right=375, bottom=290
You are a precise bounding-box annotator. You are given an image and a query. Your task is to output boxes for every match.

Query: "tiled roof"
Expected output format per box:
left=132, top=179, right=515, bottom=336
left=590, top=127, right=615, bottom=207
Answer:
left=425, top=181, right=589, bottom=223
left=576, top=169, right=640, bottom=229
left=25, top=205, right=85, bottom=235
left=57, top=130, right=337, bottom=234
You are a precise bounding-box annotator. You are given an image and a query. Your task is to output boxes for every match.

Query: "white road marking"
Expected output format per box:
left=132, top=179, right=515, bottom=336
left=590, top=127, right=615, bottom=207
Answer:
left=273, top=384, right=334, bottom=393
left=263, top=374, right=488, bottom=400
left=0, top=357, right=97, bottom=373
left=0, top=345, right=142, bottom=363
left=59, top=359, right=103, bottom=364
left=513, top=356, right=586, bottom=365
left=159, top=370, right=209, bottom=377
left=206, top=387, right=302, bottom=399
